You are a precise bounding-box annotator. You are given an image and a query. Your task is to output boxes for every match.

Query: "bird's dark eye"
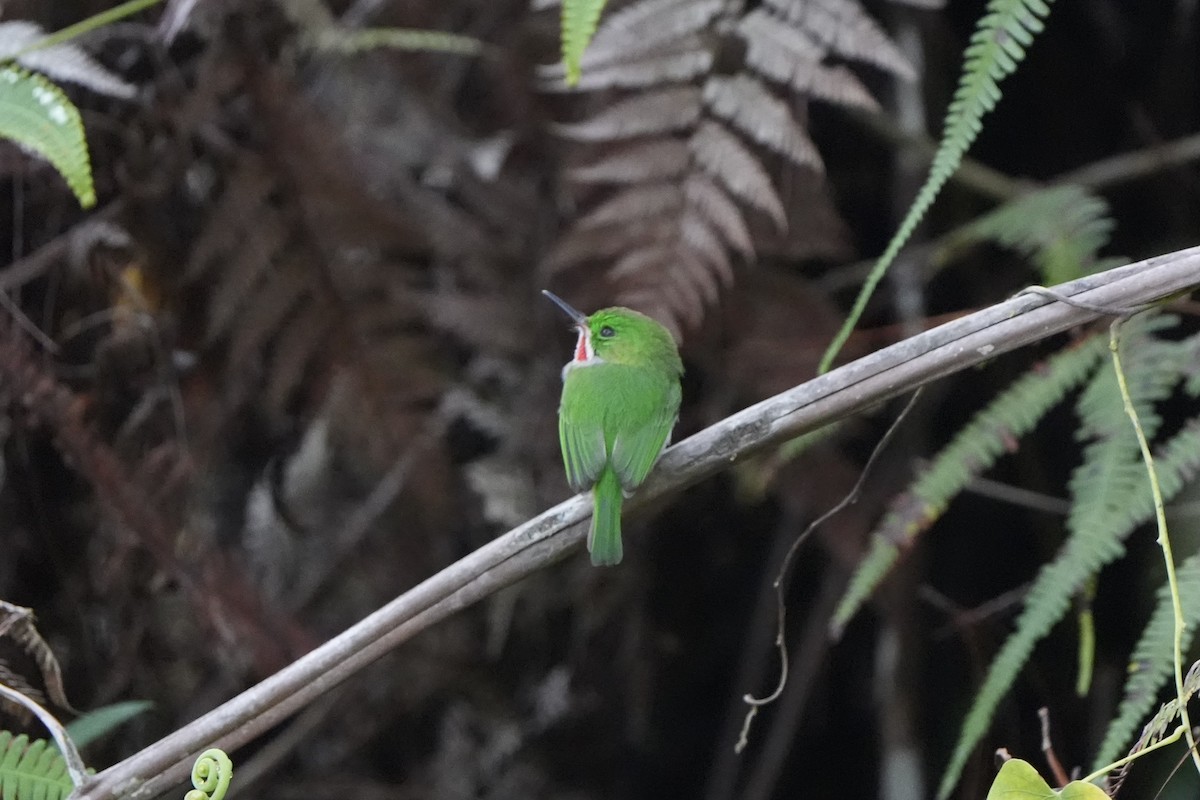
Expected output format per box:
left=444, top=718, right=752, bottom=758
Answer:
left=599, top=325, right=615, bottom=338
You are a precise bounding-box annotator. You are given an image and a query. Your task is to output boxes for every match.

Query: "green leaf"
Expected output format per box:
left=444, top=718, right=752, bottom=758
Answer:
left=1091, top=439, right=1200, bottom=770
left=937, top=315, right=1193, bottom=799
left=950, top=185, right=1116, bottom=284
left=561, top=0, right=608, bottom=85
left=66, top=700, right=153, bottom=749
left=0, top=64, right=94, bottom=207
left=986, top=759, right=1108, bottom=800
left=820, top=0, right=1057, bottom=373
left=0, top=732, right=75, bottom=800
left=832, top=334, right=1106, bottom=636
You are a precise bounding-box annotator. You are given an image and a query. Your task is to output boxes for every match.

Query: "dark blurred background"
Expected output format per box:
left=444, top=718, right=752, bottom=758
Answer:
left=0, top=1, right=1198, bottom=798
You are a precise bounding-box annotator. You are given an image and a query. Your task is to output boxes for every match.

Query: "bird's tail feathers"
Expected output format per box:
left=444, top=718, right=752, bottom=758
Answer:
left=588, top=471, right=624, bottom=566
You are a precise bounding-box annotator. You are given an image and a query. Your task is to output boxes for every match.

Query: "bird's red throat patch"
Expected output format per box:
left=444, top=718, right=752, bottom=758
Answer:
left=574, top=328, right=593, bottom=362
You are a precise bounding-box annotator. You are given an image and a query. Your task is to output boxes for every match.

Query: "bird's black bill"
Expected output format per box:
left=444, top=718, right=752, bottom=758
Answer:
left=541, top=290, right=588, bottom=324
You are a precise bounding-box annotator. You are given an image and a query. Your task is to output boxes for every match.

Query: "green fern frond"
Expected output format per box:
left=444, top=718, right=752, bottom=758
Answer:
left=184, top=748, right=234, bottom=800
left=0, top=64, right=94, bottom=207
left=561, top=0, right=608, bottom=86
left=918, top=0, right=1053, bottom=241
left=952, top=185, right=1116, bottom=284
left=1091, top=537, right=1200, bottom=771
left=831, top=334, right=1107, bottom=635
left=1074, top=315, right=1181, bottom=442
left=819, top=0, right=1055, bottom=373
left=937, top=315, right=1189, bottom=799
left=0, top=732, right=75, bottom=800
left=1183, top=333, right=1200, bottom=397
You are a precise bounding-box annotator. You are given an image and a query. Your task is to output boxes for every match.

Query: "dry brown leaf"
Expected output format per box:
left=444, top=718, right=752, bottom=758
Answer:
left=185, top=161, right=277, bottom=282
left=575, top=184, right=684, bottom=229
left=683, top=173, right=755, bottom=258
left=586, top=0, right=724, bottom=60
left=689, top=120, right=787, bottom=230
left=616, top=253, right=707, bottom=332
left=552, top=46, right=714, bottom=92
left=0, top=601, right=73, bottom=713
left=264, top=300, right=336, bottom=415
left=567, top=139, right=692, bottom=184
left=554, top=87, right=703, bottom=141
left=764, top=0, right=916, bottom=80
left=679, top=211, right=735, bottom=291
left=737, top=9, right=880, bottom=110
left=228, top=258, right=315, bottom=369
left=542, top=217, right=680, bottom=274
left=543, top=0, right=906, bottom=332
left=703, top=75, right=825, bottom=172
left=205, top=212, right=291, bottom=344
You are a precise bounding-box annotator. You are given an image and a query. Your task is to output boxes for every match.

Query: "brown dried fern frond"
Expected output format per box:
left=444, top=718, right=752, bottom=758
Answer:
left=0, top=305, right=309, bottom=676
left=118, top=33, right=479, bottom=609
left=180, top=144, right=443, bottom=474
left=764, top=0, right=916, bottom=80
left=737, top=10, right=880, bottom=110
left=542, top=0, right=912, bottom=333
left=0, top=602, right=72, bottom=723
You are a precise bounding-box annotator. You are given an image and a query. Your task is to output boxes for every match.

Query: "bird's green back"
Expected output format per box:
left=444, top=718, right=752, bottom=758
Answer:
left=560, top=362, right=680, bottom=492
left=557, top=307, right=682, bottom=493
left=552, top=303, right=682, bottom=564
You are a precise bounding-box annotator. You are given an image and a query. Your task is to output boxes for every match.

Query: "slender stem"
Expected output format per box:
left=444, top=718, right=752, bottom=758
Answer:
left=1055, top=132, right=1200, bottom=190
left=740, top=388, right=921, bottom=731
left=1038, top=707, right=1070, bottom=788
left=1109, top=319, right=1200, bottom=777
left=312, top=26, right=485, bottom=56
left=1079, top=724, right=1187, bottom=785
left=12, top=0, right=163, bottom=57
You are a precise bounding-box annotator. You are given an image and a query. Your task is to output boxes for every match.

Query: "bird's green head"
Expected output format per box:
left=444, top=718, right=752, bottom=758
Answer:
left=542, top=291, right=682, bottom=375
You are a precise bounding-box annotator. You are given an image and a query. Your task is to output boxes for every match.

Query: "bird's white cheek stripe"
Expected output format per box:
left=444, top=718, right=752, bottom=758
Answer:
left=562, top=330, right=603, bottom=380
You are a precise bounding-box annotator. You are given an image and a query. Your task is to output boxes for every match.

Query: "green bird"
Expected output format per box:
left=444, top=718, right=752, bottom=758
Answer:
left=543, top=290, right=683, bottom=566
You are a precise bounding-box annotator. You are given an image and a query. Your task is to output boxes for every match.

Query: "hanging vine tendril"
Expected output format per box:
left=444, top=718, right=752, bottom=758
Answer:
left=183, top=749, right=233, bottom=800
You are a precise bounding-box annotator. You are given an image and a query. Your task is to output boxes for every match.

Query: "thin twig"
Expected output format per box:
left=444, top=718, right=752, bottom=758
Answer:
left=0, top=205, right=125, bottom=293
left=961, top=476, right=1071, bottom=516
left=702, top=520, right=798, bottom=800
left=919, top=584, right=1030, bottom=640
left=11, top=0, right=163, bottom=56
left=1038, top=707, right=1070, bottom=788
left=68, top=248, right=1200, bottom=800
left=738, top=390, right=922, bottom=738
left=738, top=572, right=847, bottom=800
left=1055, top=132, right=1200, bottom=190
left=0, top=292, right=59, bottom=352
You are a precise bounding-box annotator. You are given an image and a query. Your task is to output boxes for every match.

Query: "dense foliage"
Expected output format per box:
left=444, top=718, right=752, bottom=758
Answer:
left=0, top=1, right=1198, bottom=799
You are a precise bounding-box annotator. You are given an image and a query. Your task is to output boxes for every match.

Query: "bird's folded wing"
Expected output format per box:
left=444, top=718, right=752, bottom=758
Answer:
left=611, top=383, right=681, bottom=493
left=560, top=415, right=607, bottom=492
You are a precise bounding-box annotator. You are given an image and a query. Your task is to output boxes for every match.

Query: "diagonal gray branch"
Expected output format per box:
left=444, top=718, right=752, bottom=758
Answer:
left=70, top=246, right=1200, bottom=800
